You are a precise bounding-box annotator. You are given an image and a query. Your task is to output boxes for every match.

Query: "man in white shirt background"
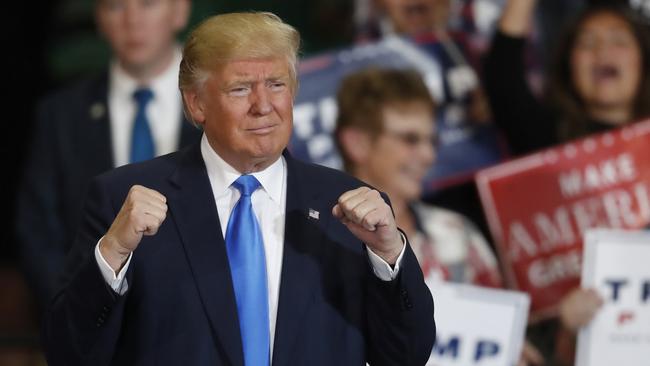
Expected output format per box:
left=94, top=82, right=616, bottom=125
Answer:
left=16, top=0, right=200, bottom=313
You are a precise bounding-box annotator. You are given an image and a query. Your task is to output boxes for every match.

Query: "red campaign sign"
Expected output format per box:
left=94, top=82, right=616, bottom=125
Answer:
left=476, top=119, right=650, bottom=316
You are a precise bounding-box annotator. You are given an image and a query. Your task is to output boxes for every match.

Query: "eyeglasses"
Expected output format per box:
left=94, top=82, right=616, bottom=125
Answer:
left=382, top=130, right=439, bottom=148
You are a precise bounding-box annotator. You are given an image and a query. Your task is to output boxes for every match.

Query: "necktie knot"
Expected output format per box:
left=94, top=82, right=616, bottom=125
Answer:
left=133, top=88, right=154, bottom=107
left=232, top=175, right=261, bottom=197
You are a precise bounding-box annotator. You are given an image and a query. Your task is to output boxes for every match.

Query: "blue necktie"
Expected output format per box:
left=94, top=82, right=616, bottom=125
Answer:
left=130, top=88, right=155, bottom=163
left=225, top=175, right=270, bottom=366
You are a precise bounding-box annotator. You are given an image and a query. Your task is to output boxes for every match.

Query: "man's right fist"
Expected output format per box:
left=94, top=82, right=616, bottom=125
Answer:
left=100, top=185, right=168, bottom=273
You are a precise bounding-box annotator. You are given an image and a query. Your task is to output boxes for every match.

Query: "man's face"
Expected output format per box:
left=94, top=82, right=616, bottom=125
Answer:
left=188, top=58, right=295, bottom=173
left=379, top=0, right=450, bottom=35
left=96, top=0, right=189, bottom=75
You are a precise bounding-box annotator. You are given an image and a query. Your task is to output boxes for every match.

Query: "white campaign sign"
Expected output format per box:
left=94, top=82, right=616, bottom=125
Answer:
left=576, top=229, right=650, bottom=366
left=427, top=282, right=529, bottom=366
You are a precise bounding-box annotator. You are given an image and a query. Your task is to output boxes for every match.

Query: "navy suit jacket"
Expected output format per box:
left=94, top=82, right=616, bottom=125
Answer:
left=16, top=72, right=201, bottom=308
left=44, top=143, right=435, bottom=366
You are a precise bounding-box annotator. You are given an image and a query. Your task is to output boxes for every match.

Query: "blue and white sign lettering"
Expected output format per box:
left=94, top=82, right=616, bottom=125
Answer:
left=290, top=35, right=505, bottom=194
left=426, top=283, right=530, bottom=365
left=576, top=229, right=650, bottom=366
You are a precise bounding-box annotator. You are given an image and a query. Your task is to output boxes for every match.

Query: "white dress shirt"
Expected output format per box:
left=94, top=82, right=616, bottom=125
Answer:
left=108, top=47, right=183, bottom=167
left=95, top=134, right=406, bottom=356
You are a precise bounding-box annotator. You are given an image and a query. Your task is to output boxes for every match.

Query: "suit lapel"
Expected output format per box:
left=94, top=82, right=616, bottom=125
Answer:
left=166, top=144, right=244, bottom=366
left=165, top=147, right=330, bottom=365
left=272, top=153, right=329, bottom=365
left=79, top=72, right=114, bottom=173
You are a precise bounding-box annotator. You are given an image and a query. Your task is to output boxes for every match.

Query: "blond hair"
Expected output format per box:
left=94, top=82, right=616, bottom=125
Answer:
left=179, top=12, right=300, bottom=93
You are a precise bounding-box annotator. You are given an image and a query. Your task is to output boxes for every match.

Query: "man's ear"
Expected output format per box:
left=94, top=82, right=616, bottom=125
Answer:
left=338, top=127, right=373, bottom=166
left=182, top=88, right=206, bottom=126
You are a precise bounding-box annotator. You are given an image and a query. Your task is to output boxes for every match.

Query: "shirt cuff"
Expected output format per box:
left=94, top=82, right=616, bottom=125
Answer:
left=95, top=237, right=132, bottom=295
left=366, top=232, right=407, bottom=281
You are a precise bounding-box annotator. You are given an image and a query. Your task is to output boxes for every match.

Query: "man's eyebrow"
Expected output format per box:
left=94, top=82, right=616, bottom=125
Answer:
left=222, top=79, right=253, bottom=89
left=266, top=75, right=289, bottom=82
left=224, top=75, right=289, bottom=87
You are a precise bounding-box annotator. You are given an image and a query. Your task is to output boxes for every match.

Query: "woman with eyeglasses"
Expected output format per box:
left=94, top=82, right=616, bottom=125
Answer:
left=335, top=67, right=502, bottom=289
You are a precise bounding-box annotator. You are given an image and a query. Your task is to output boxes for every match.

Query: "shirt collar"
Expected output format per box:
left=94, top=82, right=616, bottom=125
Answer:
left=109, top=45, right=182, bottom=103
left=200, top=134, right=285, bottom=204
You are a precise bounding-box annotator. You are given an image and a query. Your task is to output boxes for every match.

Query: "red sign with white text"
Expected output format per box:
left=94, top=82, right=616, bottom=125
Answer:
left=476, top=120, right=650, bottom=316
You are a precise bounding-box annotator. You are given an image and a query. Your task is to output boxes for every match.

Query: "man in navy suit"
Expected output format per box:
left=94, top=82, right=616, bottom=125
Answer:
left=44, top=12, right=435, bottom=366
left=17, top=0, right=200, bottom=311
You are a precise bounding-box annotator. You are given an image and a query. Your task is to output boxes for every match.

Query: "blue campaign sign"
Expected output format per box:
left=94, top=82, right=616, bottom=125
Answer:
left=416, top=35, right=505, bottom=190
left=291, top=36, right=444, bottom=170
left=289, top=35, right=506, bottom=194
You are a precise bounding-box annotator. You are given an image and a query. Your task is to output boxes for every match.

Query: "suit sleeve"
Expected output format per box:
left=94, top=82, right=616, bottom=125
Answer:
left=483, top=30, right=556, bottom=155
left=16, top=98, right=68, bottom=309
left=43, top=176, right=130, bottom=366
left=365, top=230, right=436, bottom=365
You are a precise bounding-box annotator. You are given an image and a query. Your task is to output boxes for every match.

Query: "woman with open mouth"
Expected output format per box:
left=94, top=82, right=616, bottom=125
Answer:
left=484, top=0, right=650, bottom=156
left=483, top=1, right=650, bottom=365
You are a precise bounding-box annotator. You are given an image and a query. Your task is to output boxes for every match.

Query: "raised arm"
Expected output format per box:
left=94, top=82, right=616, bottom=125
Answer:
left=483, top=0, right=556, bottom=155
left=499, top=0, right=538, bottom=37
left=333, top=186, right=436, bottom=365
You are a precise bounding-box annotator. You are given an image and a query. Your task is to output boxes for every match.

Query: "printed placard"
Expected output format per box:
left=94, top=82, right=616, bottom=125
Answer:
left=575, top=229, right=650, bottom=366
left=476, top=120, right=650, bottom=315
left=427, top=282, right=529, bottom=366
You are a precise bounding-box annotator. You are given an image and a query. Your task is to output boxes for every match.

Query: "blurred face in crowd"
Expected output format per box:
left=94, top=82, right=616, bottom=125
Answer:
left=96, top=0, right=189, bottom=77
left=185, top=58, right=294, bottom=173
left=378, top=0, right=450, bottom=35
left=359, top=102, right=436, bottom=202
left=570, top=11, right=642, bottom=123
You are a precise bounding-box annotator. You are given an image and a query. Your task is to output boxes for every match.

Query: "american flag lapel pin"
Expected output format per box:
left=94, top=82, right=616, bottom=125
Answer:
left=308, top=208, right=320, bottom=220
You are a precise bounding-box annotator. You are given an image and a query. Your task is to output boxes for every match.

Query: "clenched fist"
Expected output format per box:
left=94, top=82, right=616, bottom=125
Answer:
left=332, top=187, right=403, bottom=264
left=100, top=185, right=168, bottom=273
